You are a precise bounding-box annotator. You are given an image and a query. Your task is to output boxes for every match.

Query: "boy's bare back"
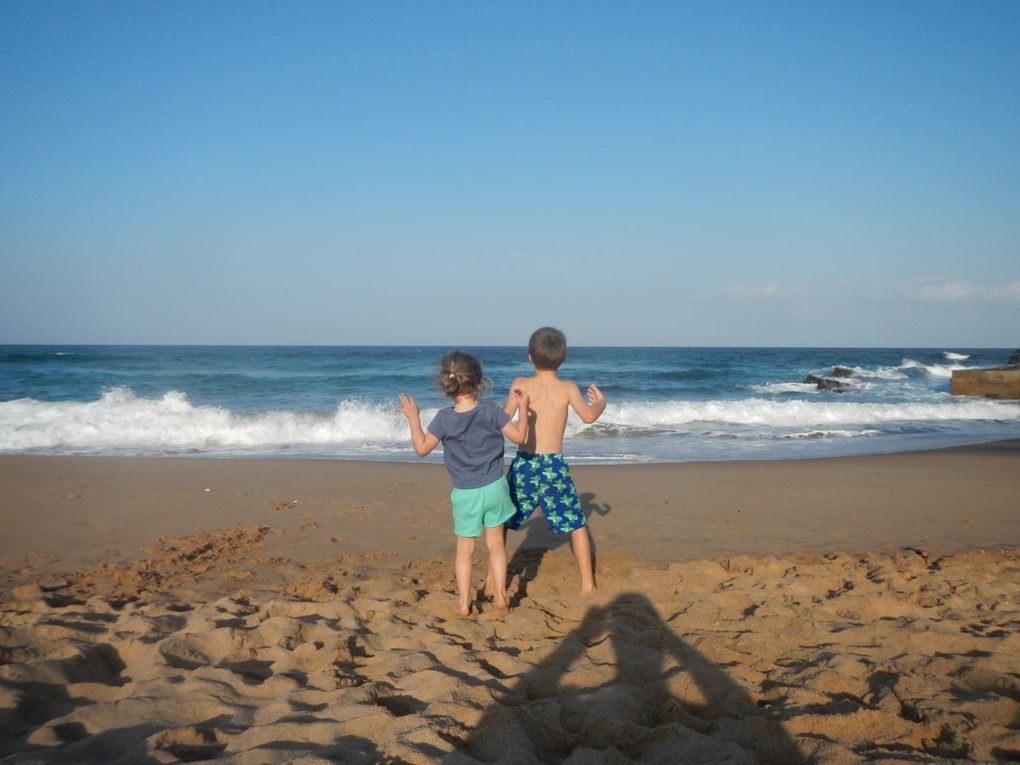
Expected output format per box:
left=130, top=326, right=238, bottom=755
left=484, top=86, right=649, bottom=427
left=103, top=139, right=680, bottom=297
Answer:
left=505, top=371, right=605, bottom=454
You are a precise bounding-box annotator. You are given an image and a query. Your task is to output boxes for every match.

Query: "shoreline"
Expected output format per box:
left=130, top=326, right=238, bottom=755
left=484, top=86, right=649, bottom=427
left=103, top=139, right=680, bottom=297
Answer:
left=3, top=432, right=1018, bottom=464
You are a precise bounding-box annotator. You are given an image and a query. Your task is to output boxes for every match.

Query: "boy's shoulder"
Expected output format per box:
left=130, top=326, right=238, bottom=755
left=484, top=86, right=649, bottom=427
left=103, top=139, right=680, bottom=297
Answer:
left=550, top=374, right=581, bottom=391
left=519, top=374, right=580, bottom=401
left=517, top=372, right=576, bottom=386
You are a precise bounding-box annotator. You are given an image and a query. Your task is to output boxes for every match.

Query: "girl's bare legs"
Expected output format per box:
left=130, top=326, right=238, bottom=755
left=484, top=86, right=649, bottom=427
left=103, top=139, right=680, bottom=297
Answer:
left=483, top=525, right=508, bottom=599
left=455, top=536, right=476, bottom=616
left=570, top=527, right=597, bottom=594
left=483, top=525, right=509, bottom=610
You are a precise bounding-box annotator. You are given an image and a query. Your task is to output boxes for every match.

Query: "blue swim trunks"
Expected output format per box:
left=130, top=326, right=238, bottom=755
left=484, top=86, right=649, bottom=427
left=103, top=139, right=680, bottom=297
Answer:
left=506, top=452, right=586, bottom=534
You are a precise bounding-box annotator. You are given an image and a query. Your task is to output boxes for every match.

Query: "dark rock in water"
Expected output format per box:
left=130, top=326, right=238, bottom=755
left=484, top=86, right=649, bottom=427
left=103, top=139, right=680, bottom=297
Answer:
left=817, top=378, right=848, bottom=392
left=832, top=366, right=853, bottom=378
left=804, top=375, right=849, bottom=392
left=1008, top=349, right=1020, bottom=366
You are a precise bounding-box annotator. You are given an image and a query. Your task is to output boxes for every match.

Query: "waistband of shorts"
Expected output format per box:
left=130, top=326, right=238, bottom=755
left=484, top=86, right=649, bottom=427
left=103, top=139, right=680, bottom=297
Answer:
left=450, top=474, right=509, bottom=493
left=513, top=451, right=565, bottom=461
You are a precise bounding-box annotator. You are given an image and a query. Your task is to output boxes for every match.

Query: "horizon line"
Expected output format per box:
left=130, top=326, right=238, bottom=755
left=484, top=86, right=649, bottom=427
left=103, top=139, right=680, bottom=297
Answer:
left=1, top=342, right=1015, bottom=351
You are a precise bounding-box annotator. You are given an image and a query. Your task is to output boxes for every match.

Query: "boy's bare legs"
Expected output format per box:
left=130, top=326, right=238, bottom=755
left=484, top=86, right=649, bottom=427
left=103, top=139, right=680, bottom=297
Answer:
left=483, top=525, right=509, bottom=611
left=487, top=526, right=597, bottom=596
left=454, top=536, right=476, bottom=616
left=570, top=527, right=597, bottom=594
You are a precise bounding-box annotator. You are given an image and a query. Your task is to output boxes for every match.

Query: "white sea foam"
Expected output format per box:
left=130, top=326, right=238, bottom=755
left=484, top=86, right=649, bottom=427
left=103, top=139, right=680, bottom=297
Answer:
left=778, top=429, right=882, bottom=440
left=899, top=358, right=967, bottom=378
left=2, top=387, right=1017, bottom=456
left=592, top=397, right=1020, bottom=430
left=0, top=387, right=416, bottom=454
left=845, top=365, right=909, bottom=380
left=750, top=382, right=819, bottom=394
left=820, top=357, right=974, bottom=382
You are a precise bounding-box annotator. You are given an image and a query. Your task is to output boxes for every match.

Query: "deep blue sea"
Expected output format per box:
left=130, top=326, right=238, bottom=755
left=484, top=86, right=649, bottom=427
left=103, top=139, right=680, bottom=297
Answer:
left=1, top=345, right=1017, bottom=463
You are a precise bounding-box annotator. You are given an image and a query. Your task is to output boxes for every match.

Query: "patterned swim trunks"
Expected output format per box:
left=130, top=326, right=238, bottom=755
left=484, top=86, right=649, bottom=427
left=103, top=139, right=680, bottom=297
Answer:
left=506, top=452, right=586, bottom=534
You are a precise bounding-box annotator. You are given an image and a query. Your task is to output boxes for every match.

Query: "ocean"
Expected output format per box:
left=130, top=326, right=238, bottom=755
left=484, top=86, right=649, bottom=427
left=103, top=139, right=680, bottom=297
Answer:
left=1, top=345, right=1017, bottom=463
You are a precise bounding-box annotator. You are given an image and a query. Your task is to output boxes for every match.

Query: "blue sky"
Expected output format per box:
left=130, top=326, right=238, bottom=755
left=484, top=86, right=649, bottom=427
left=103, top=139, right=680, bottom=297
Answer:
left=2, top=1, right=1017, bottom=346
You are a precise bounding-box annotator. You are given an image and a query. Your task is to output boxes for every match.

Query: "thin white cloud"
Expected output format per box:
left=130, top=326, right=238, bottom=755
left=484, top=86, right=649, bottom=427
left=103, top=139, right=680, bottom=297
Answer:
left=717, top=281, right=788, bottom=300
left=713, top=278, right=1020, bottom=305
left=901, top=279, right=1020, bottom=304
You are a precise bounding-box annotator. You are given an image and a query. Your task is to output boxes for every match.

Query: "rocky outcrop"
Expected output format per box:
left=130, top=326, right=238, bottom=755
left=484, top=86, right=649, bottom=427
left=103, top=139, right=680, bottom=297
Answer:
left=832, top=367, right=853, bottom=378
left=1008, top=349, right=1020, bottom=366
left=950, top=368, right=1020, bottom=399
left=804, top=375, right=849, bottom=392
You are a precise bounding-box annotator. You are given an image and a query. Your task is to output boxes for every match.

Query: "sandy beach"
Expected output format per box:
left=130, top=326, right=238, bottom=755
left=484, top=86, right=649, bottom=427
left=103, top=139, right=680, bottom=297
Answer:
left=1, top=442, right=1019, bottom=763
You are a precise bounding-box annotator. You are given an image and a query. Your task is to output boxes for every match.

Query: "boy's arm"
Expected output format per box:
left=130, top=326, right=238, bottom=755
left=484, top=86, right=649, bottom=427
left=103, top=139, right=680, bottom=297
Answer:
left=567, top=382, right=606, bottom=424
left=395, top=393, right=440, bottom=457
left=501, top=389, right=530, bottom=445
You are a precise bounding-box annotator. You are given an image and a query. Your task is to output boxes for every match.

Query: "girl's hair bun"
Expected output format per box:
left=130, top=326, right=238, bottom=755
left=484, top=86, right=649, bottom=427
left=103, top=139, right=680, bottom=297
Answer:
left=438, top=351, right=490, bottom=398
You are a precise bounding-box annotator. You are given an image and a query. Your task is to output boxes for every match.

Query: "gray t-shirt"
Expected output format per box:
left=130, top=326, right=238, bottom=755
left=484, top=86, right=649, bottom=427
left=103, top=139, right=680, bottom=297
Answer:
left=427, top=400, right=511, bottom=489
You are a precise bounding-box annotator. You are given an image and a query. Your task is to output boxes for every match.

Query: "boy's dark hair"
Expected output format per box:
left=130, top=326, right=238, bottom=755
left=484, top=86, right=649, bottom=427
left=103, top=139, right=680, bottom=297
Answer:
left=438, top=351, right=491, bottom=398
left=528, top=327, right=567, bottom=370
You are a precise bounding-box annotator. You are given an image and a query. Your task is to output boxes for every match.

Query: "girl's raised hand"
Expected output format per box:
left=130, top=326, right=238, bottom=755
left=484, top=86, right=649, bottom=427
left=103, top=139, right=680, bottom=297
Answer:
left=586, top=384, right=604, bottom=406
left=513, top=388, right=530, bottom=408
left=395, top=393, right=420, bottom=420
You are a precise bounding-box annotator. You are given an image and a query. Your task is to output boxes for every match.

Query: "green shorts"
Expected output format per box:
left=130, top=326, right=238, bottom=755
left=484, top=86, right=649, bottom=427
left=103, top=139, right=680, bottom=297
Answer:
left=451, top=475, right=517, bottom=538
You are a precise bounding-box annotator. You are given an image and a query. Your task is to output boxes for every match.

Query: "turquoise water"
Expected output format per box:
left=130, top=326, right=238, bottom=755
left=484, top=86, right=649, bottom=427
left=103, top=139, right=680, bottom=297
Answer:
left=1, top=345, right=1017, bottom=462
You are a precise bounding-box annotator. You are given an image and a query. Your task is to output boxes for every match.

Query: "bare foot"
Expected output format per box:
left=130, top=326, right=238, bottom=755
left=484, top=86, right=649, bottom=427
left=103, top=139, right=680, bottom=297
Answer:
left=580, top=584, right=598, bottom=596
left=458, top=601, right=473, bottom=618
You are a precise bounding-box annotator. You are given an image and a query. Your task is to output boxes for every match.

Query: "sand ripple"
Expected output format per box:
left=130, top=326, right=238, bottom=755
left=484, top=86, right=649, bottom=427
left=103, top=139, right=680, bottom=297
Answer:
left=1, top=532, right=1019, bottom=763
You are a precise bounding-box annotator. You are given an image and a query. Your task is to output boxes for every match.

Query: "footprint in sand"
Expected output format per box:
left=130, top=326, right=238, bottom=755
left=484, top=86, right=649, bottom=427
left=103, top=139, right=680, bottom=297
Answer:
left=1, top=546, right=1018, bottom=762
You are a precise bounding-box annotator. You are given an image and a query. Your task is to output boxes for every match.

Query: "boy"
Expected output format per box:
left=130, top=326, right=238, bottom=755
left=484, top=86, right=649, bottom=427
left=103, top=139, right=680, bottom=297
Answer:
left=502, top=326, right=607, bottom=594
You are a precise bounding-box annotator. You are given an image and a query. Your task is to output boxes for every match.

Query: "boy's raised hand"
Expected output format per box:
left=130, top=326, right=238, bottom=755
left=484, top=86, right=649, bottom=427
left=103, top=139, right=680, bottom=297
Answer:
left=586, top=384, right=605, bottom=407
left=395, top=393, right=420, bottom=420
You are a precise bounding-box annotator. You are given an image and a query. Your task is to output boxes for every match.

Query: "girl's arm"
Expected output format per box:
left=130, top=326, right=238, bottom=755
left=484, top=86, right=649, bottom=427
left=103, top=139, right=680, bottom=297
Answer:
left=503, top=377, right=525, bottom=416
left=396, top=393, right=440, bottom=457
left=501, top=389, right=530, bottom=445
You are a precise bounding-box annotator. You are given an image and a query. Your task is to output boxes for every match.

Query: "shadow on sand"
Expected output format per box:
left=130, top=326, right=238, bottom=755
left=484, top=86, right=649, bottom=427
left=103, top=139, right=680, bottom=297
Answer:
left=500, top=493, right=611, bottom=607
left=457, top=592, right=804, bottom=764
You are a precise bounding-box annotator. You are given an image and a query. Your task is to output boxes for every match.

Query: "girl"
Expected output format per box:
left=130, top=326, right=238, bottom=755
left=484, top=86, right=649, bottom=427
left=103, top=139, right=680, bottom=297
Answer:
left=396, top=351, right=529, bottom=616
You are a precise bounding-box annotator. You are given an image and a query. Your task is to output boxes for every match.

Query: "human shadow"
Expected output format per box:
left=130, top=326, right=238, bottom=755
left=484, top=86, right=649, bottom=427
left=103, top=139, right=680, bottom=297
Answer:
left=0, top=642, right=129, bottom=757
left=458, top=592, right=804, bottom=764
left=503, top=492, right=611, bottom=607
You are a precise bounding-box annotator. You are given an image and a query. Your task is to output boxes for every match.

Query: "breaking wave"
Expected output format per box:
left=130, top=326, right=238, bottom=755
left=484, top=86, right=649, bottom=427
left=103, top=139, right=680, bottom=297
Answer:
left=898, top=358, right=968, bottom=378
left=593, top=398, right=1019, bottom=430
left=0, top=387, right=418, bottom=455
left=2, top=387, right=1016, bottom=458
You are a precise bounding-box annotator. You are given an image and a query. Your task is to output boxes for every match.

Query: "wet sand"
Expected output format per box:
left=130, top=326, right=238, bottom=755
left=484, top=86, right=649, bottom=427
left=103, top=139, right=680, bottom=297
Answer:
left=1, top=442, right=1018, bottom=762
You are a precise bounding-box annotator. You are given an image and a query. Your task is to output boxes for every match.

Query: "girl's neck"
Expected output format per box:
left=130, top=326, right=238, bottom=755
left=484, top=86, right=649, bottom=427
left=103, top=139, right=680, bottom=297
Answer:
left=453, top=392, right=478, bottom=412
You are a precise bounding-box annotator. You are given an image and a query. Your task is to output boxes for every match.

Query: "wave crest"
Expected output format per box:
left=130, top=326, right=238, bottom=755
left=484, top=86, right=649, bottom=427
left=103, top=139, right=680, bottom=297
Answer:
left=3, top=387, right=1017, bottom=456
left=899, top=358, right=967, bottom=378
left=0, top=387, right=414, bottom=454
left=588, top=397, right=1019, bottom=430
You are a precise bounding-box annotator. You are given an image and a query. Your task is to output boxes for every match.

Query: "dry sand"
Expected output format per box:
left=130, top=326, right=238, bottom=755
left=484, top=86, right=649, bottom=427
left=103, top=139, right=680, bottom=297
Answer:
left=1, top=442, right=1018, bottom=763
